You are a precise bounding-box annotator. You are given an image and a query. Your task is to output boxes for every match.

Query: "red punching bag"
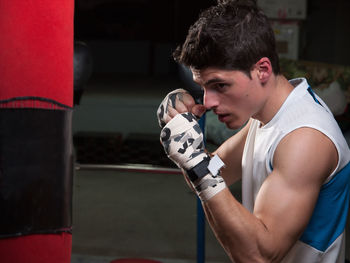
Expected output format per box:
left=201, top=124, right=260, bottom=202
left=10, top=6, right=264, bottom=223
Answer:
left=0, top=0, right=74, bottom=262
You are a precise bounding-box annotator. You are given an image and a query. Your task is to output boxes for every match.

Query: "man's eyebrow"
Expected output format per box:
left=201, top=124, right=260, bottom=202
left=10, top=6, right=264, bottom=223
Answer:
left=204, top=78, right=225, bottom=86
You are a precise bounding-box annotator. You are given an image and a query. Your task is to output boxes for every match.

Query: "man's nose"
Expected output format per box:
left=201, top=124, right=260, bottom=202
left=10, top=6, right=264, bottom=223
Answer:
left=203, top=90, right=218, bottom=110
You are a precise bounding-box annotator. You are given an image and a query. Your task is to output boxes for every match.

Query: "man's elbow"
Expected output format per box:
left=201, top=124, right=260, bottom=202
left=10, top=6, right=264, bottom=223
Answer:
left=224, top=240, right=287, bottom=263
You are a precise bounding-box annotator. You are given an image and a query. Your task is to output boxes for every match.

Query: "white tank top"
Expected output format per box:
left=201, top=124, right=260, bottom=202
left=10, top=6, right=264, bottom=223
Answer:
left=242, top=78, right=350, bottom=262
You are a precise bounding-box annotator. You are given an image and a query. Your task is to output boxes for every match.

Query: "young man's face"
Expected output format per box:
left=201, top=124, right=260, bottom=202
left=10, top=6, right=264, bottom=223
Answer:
left=191, top=67, right=266, bottom=129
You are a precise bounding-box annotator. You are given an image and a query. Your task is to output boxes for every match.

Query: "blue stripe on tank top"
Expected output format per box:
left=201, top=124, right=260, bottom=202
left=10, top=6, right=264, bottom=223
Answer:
left=307, top=87, right=322, bottom=106
left=269, top=159, right=273, bottom=171
left=299, top=161, right=350, bottom=252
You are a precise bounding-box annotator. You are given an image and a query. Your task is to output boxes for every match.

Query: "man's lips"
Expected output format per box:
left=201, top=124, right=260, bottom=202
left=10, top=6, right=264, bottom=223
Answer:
left=218, top=113, right=230, bottom=122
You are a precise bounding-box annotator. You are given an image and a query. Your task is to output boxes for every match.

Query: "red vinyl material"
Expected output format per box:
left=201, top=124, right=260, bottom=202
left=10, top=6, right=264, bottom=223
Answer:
left=0, top=233, right=72, bottom=263
left=0, top=1, right=74, bottom=262
left=0, top=0, right=74, bottom=107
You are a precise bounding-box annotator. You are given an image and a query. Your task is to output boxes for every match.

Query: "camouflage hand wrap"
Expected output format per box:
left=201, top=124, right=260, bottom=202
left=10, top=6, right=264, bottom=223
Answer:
left=160, top=112, right=227, bottom=201
left=157, top=89, right=190, bottom=128
left=160, top=112, right=208, bottom=170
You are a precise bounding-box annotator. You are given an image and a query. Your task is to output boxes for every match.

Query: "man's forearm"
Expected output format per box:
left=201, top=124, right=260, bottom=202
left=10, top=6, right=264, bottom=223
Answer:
left=203, top=189, right=284, bottom=263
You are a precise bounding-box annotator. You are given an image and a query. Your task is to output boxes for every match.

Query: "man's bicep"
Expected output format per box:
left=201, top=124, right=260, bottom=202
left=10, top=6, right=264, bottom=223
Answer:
left=253, top=170, right=321, bottom=256
left=252, top=128, right=338, bottom=258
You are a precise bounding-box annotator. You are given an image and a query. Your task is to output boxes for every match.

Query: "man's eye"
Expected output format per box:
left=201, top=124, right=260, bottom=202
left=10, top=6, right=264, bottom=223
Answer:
left=216, top=83, right=228, bottom=89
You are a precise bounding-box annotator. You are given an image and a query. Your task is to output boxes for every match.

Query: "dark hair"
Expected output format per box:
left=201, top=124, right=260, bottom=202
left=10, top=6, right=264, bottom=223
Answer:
left=173, top=0, right=280, bottom=76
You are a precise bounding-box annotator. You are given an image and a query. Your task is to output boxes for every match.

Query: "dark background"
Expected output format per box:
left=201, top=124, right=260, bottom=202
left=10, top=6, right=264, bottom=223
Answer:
left=71, top=3, right=350, bottom=260
left=74, top=0, right=350, bottom=71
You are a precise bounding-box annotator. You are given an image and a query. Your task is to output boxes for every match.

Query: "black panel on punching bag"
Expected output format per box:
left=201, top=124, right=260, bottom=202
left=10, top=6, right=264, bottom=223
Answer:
left=0, top=108, right=73, bottom=237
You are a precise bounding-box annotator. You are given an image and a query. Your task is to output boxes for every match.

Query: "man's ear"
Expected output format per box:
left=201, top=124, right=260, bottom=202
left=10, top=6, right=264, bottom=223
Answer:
left=255, top=57, right=272, bottom=84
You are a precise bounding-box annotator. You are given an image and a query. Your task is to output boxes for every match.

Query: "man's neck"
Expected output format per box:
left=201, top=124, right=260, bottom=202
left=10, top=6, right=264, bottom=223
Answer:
left=255, top=75, right=294, bottom=126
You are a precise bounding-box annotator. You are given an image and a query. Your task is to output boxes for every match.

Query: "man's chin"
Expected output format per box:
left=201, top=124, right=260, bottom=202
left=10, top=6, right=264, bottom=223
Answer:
left=225, top=120, right=248, bottom=130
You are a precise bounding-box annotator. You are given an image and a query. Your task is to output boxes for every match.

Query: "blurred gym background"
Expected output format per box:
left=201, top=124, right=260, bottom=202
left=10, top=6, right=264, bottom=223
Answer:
left=71, top=1, right=350, bottom=262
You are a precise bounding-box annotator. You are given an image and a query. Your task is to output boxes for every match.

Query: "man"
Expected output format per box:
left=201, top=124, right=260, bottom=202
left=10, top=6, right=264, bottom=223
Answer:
left=157, top=0, right=350, bottom=262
